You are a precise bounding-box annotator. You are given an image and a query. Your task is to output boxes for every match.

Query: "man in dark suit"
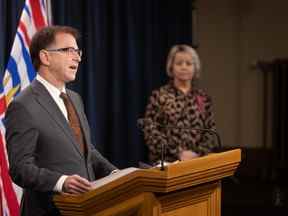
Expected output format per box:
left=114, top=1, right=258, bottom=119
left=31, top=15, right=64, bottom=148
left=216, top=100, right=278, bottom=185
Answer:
left=5, top=25, right=117, bottom=216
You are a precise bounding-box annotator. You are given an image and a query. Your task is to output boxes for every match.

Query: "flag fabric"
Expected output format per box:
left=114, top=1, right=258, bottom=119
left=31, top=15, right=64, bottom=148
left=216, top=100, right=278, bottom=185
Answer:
left=0, top=0, right=51, bottom=215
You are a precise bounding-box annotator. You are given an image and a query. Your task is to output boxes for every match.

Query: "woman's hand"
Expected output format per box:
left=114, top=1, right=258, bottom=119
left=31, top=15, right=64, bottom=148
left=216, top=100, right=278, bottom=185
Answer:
left=179, top=150, right=199, bottom=161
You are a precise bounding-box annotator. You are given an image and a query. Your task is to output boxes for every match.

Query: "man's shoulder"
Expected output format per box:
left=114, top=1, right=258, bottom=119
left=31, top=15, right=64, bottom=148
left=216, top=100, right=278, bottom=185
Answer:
left=13, top=85, right=34, bottom=104
left=66, top=88, right=82, bottom=101
left=66, top=88, right=79, bottom=97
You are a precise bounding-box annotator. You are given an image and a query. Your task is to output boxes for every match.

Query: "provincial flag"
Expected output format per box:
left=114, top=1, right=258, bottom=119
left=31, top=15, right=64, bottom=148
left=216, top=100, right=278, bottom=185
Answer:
left=0, top=0, right=52, bottom=215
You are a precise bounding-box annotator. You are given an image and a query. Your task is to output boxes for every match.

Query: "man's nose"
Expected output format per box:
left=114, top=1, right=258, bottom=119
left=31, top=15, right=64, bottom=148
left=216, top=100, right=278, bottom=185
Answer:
left=73, top=54, right=81, bottom=62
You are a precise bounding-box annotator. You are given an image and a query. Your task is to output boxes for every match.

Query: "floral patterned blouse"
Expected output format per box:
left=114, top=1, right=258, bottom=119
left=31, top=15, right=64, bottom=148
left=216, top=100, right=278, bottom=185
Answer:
left=143, top=82, right=216, bottom=163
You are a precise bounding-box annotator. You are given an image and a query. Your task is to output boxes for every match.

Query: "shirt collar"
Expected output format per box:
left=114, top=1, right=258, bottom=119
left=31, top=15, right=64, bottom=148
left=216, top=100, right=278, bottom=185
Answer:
left=36, top=74, right=66, bottom=98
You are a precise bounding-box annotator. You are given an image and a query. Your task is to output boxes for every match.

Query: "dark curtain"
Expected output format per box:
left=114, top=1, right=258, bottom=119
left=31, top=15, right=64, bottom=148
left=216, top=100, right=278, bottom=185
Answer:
left=271, top=59, right=288, bottom=167
left=270, top=59, right=288, bottom=206
left=259, top=59, right=288, bottom=205
left=1, top=0, right=194, bottom=168
left=0, top=0, right=25, bottom=77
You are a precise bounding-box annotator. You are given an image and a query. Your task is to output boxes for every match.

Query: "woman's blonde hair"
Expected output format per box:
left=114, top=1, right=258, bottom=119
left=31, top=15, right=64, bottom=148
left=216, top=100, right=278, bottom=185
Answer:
left=166, top=44, right=201, bottom=79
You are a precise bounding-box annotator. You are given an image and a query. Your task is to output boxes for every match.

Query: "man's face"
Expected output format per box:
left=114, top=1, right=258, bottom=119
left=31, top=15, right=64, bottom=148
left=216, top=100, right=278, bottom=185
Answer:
left=46, top=32, right=81, bottom=85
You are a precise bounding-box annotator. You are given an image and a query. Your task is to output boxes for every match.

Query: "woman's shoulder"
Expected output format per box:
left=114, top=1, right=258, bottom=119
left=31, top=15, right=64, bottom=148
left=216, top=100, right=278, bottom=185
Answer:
left=193, top=88, right=212, bottom=102
left=151, top=84, right=171, bottom=95
left=194, top=88, right=208, bottom=95
left=148, top=84, right=173, bottom=105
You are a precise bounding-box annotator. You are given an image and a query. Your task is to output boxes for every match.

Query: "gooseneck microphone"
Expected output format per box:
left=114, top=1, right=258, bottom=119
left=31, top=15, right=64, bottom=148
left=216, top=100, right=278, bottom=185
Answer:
left=137, top=118, right=222, bottom=171
left=137, top=118, right=167, bottom=170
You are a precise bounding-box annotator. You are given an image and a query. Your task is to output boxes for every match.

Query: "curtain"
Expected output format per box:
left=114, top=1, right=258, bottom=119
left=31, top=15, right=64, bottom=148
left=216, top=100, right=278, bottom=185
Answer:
left=271, top=59, right=288, bottom=166
left=0, top=0, right=25, bottom=77
left=259, top=59, right=288, bottom=206
left=1, top=0, right=194, bottom=168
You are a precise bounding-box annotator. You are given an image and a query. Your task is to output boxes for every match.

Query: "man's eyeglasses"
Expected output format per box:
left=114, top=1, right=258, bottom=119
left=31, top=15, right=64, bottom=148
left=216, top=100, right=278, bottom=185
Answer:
left=45, top=47, right=82, bottom=57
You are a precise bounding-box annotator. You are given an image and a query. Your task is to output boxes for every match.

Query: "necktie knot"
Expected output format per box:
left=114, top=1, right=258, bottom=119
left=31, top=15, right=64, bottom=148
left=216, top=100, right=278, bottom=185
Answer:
left=60, top=92, right=69, bottom=102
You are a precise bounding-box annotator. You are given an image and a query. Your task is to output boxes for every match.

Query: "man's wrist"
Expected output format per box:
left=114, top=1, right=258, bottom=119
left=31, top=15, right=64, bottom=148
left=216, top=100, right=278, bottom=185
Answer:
left=53, top=175, right=68, bottom=192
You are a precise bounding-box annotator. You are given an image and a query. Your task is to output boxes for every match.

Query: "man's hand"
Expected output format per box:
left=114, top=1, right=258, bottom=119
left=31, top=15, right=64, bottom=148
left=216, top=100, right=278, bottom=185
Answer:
left=62, top=175, right=92, bottom=195
left=179, top=150, right=199, bottom=161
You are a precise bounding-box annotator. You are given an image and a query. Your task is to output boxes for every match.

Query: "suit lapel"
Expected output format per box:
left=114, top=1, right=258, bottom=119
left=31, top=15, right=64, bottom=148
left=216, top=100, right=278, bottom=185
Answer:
left=30, top=80, right=84, bottom=157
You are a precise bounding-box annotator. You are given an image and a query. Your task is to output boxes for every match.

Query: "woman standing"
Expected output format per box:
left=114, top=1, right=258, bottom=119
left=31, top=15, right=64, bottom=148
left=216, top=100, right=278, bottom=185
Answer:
left=143, top=44, right=216, bottom=164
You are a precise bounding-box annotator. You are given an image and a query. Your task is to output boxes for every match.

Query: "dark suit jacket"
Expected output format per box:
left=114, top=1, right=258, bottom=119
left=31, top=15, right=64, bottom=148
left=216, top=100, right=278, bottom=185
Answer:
left=5, top=80, right=117, bottom=216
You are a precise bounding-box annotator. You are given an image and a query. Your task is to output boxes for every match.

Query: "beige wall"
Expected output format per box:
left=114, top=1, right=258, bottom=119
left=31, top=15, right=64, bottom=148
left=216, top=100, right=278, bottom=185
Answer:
left=196, top=0, right=288, bottom=148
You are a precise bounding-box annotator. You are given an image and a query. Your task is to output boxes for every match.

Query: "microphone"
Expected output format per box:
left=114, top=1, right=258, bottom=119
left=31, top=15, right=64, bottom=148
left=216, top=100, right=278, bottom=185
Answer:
left=137, top=118, right=167, bottom=170
left=137, top=118, right=222, bottom=170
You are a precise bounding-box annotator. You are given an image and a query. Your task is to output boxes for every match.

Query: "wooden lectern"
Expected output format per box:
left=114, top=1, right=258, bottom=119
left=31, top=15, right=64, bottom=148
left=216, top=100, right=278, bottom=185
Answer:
left=54, top=149, right=241, bottom=216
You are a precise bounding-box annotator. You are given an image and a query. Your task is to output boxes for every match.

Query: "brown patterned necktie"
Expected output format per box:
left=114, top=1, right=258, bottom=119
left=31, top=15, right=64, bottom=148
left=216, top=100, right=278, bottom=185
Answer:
left=60, top=92, right=86, bottom=154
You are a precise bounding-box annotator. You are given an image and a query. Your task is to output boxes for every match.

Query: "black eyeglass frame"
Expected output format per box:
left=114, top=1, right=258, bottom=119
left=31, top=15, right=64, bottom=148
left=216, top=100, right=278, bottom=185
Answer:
left=44, top=47, right=82, bottom=57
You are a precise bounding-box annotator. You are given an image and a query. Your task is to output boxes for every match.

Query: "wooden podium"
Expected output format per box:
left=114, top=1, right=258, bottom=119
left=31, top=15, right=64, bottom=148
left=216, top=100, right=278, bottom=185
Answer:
left=54, top=149, right=241, bottom=216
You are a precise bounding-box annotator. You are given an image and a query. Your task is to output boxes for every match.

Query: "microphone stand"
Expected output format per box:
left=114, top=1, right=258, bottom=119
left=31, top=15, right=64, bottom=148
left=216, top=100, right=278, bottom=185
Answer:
left=160, top=137, right=165, bottom=171
left=137, top=119, right=222, bottom=171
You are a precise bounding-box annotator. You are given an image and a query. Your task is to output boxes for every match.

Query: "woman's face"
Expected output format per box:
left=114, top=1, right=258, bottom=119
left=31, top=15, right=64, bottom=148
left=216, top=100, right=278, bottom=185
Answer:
left=172, top=51, right=195, bottom=83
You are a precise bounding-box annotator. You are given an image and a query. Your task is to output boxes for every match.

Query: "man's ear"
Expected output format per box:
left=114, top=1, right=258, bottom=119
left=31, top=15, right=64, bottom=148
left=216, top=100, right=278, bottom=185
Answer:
left=39, top=50, right=50, bottom=66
